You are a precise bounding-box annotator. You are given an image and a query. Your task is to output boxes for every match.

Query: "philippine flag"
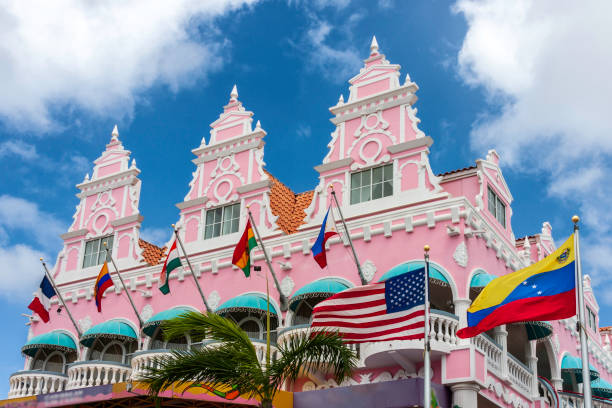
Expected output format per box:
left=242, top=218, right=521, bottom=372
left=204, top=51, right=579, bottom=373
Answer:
left=28, top=276, right=56, bottom=323
left=311, top=206, right=338, bottom=268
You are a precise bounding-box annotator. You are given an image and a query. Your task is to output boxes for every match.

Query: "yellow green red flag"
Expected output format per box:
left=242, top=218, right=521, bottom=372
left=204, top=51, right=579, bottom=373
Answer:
left=232, top=219, right=257, bottom=277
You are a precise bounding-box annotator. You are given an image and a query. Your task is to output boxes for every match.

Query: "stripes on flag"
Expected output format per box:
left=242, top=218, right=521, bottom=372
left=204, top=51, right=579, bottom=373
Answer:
left=159, top=240, right=181, bottom=295
left=28, top=276, right=56, bottom=323
left=311, top=268, right=426, bottom=343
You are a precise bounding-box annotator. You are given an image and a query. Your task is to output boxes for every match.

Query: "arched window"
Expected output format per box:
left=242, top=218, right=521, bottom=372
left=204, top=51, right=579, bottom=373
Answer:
left=88, top=338, right=136, bottom=364
left=238, top=317, right=263, bottom=340
left=149, top=327, right=191, bottom=351
left=221, top=311, right=278, bottom=342
left=30, top=349, right=75, bottom=374
left=292, top=295, right=329, bottom=326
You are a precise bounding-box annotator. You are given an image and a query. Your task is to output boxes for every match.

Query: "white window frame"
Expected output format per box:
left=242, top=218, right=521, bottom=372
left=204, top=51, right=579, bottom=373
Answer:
left=487, top=186, right=506, bottom=228
left=82, top=235, right=114, bottom=268
left=237, top=316, right=263, bottom=340
left=350, top=164, right=393, bottom=205
left=204, top=203, right=241, bottom=239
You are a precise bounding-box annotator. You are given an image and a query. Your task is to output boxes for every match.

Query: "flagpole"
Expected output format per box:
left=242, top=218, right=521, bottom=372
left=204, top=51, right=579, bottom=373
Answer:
left=40, top=258, right=82, bottom=337
left=328, top=185, right=367, bottom=285
left=573, top=215, right=592, bottom=407
left=246, top=207, right=288, bottom=312
left=423, top=245, right=431, bottom=408
left=103, top=243, right=143, bottom=326
left=172, top=224, right=212, bottom=313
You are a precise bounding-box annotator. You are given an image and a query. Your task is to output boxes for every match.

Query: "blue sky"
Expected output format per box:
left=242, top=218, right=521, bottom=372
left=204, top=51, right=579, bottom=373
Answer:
left=0, top=0, right=611, bottom=397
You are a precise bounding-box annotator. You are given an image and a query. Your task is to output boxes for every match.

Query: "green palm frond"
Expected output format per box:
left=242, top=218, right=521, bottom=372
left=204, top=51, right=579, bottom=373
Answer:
left=269, top=329, right=357, bottom=393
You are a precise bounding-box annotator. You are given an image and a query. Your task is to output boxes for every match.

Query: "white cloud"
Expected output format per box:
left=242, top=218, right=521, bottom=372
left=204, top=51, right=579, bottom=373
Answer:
left=0, top=195, right=66, bottom=251
left=0, top=140, right=39, bottom=160
left=140, top=227, right=170, bottom=247
left=296, top=124, right=312, bottom=139
left=0, top=244, right=50, bottom=302
left=454, top=0, right=612, bottom=298
left=0, top=0, right=259, bottom=132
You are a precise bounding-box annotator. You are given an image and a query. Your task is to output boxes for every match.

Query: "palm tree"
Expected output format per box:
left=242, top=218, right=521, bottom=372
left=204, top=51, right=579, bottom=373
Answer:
left=141, top=311, right=357, bottom=408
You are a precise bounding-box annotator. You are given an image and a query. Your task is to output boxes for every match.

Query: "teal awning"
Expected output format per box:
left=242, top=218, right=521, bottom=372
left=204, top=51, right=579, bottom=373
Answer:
left=509, top=321, right=553, bottom=341
left=216, top=294, right=278, bottom=316
left=470, top=272, right=497, bottom=288
left=80, top=319, right=138, bottom=347
left=561, top=354, right=599, bottom=384
left=289, top=279, right=350, bottom=311
left=592, top=378, right=612, bottom=399
left=142, top=307, right=194, bottom=337
left=379, top=262, right=449, bottom=286
left=22, top=331, right=77, bottom=357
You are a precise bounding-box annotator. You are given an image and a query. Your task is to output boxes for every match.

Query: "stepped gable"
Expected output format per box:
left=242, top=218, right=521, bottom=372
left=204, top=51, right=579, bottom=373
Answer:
left=138, top=239, right=165, bottom=266
left=265, top=170, right=314, bottom=234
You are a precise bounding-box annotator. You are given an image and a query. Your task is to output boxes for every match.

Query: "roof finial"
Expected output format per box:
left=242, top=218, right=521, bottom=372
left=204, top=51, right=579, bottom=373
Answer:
left=230, top=84, right=238, bottom=102
left=255, top=120, right=261, bottom=129
left=370, top=35, right=379, bottom=55
left=338, top=94, right=344, bottom=104
left=130, top=158, right=137, bottom=169
left=111, top=124, right=119, bottom=141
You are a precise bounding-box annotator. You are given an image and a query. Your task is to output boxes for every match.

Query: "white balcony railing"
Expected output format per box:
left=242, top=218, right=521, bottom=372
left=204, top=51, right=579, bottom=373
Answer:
left=66, top=361, right=131, bottom=389
left=429, top=310, right=459, bottom=347
left=560, top=392, right=612, bottom=407
left=472, top=333, right=503, bottom=376
left=131, top=350, right=172, bottom=380
left=507, top=354, right=532, bottom=396
left=8, top=371, right=68, bottom=398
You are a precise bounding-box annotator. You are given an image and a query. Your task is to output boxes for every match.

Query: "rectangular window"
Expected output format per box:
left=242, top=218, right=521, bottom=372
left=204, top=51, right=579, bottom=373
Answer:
left=204, top=203, right=241, bottom=239
left=82, top=235, right=114, bottom=268
left=487, top=186, right=506, bottom=228
left=350, top=164, right=393, bottom=205
left=587, top=307, right=597, bottom=331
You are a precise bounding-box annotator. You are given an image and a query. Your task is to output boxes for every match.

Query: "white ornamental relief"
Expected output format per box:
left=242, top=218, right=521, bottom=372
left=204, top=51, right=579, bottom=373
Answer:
left=280, top=277, right=295, bottom=297
left=79, top=316, right=92, bottom=333
left=453, top=241, right=468, bottom=268
left=208, top=290, right=221, bottom=310
left=141, top=305, right=154, bottom=322
left=362, top=260, right=377, bottom=283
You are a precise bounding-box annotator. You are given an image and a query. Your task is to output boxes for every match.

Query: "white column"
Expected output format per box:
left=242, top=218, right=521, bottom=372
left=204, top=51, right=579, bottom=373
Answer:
left=526, top=341, right=539, bottom=397
left=451, top=383, right=480, bottom=407
left=454, top=298, right=471, bottom=345
left=494, top=325, right=509, bottom=379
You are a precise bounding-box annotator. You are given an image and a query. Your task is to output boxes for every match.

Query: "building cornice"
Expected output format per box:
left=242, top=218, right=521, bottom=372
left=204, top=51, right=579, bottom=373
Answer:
left=60, top=228, right=89, bottom=240
left=110, top=214, right=143, bottom=227
left=176, top=196, right=208, bottom=210
left=387, top=137, right=433, bottom=154
left=236, top=179, right=273, bottom=194
left=314, top=158, right=354, bottom=174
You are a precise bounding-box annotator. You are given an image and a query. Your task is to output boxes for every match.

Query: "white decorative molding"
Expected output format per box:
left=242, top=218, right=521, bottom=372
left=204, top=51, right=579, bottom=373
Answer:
left=453, top=242, right=468, bottom=268
left=78, top=316, right=92, bottom=333
left=322, top=128, right=338, bottom=164
left=208, top=290, right=221, bottom=310
left=301, top=369, right=415, bottom=391
left=280, top=277, right=294, bottom=297
left=141, top=305, right=154, bottom=322
left=485, top=377, right=529, bottom=408
left=405, top=105, right=426, bottom=139
left=184, top=165, right=202, bottom=201
left=362, top=260, right=376, bottom=283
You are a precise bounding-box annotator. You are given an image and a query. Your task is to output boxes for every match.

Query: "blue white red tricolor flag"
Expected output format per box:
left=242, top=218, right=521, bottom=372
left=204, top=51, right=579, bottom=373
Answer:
left=311, top=206, right=338, bottom=268
left=311, top=269, right=426, bottom=343
left=28, top=276, right=56, bottom=323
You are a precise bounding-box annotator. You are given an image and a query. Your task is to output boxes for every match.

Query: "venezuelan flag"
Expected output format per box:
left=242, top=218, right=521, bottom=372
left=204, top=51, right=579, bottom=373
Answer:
left=457, top=235, right=576, bottom=339
left=94, top=262, right=113, bottom=312
left=232, top=219, right=258, bottom=277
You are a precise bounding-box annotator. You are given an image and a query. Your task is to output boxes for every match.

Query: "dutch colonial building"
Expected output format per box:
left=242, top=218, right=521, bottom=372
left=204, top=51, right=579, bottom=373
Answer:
left=6, top=38, right=612, bottom=408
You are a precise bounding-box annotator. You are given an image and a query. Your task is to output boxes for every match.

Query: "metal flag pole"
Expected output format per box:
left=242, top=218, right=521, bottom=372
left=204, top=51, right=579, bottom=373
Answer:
left=172, top=224, right=212, bottom=313
left=423, top=245, right=431, bottom=408
left=247, top=207, right=288, bottom=312
left=103, top=243, right=143, bottom=326
left=40, top=258, right=82, bottom=337
left=573, top=215, right=592, bottom=407
left=329, top=185, right=367, bottom=285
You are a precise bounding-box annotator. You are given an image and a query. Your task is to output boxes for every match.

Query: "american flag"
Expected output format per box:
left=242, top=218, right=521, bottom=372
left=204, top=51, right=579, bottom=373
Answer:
left=311, top=269, right=426, bottom=343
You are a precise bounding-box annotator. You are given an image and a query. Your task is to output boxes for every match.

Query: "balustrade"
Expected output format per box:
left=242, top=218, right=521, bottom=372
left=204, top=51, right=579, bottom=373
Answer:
left=507, top=354, right=532, bottom=396
left=429, top=310, right=459, bottom=346
left=66, top=361, right=131, bottom=389
left=560, top=391, right=612, bottom=407
left=8, top=371, right=67, bottom=398
left=131, top=350, right=172, bottom=380
left=472, top=333, right=503, bottom=376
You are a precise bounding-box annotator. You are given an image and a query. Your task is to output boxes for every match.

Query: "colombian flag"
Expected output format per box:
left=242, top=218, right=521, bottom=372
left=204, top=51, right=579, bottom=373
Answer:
left=232, top=219, right=257, bottom=277
left=457, top=235, right=576, bottom=339
left=94, top=262, right=113, bottom=312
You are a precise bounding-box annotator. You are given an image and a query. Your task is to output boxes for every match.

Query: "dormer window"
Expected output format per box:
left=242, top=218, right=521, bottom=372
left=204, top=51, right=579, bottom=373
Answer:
left=350, top=164, right=393, bottom=205
left=83, top=236, right=113, bottom=268
left=487, top=186, right=506, bottom=228
left=204, top=203, right=240, bottom=239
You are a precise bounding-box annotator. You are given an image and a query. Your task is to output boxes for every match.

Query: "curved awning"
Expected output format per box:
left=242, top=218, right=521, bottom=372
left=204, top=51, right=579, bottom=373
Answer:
left=561, top=354, right=599, bottom=384
left=142, top=307, right=194, bottom=337
left=379, top=262, right=449, bottom=286
left=80, top=319, right=138, bottom=347
left=508, top=321, right=553, bottom=342
left=21, top=331, right=77, bottom=357
left=216, top=294, right=278, bottom=316
left=592, top=378, right=612, bottom=399
left=470, top=272, right=497, bottom=289
left=289, top=278, right=350, bottom=311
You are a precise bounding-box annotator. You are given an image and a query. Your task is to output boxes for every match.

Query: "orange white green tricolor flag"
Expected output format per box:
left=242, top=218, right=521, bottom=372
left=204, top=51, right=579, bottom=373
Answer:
left=159, top=240, right=181, bottom=295
left=232, top=219, right=257, bottom=277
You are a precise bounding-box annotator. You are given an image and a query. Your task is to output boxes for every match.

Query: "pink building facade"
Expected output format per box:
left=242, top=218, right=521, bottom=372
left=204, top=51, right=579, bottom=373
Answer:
left=7, top=38, right=612, bottom=408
